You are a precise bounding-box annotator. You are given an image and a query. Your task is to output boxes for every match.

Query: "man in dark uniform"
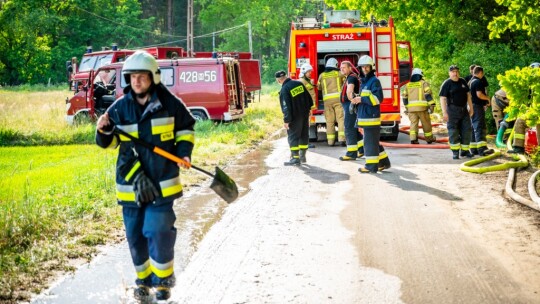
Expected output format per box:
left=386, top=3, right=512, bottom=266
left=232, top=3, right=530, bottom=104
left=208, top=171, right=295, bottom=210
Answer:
left=468, top=66, right=494, bottom=156
left=276, top=70, right=313, bottom=165
left=96, top=51, right=196, bottom=301
left=338, top=61, right=364, bottom=161
left=439, top=65, right=474, bottom=159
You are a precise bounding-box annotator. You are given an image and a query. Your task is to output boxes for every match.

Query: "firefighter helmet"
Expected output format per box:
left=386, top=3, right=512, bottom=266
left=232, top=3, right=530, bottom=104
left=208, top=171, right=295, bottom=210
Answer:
left=357, top=55, right=375, bottom=68
left=530, top=62, right=540, bottom=68
left=300, top=63, right=313, bottom=76
left=122, top=51, right=161, bottom=84
left=411, top=68, right=423, bottom=76
left=325, top=57, right=338, bottom=68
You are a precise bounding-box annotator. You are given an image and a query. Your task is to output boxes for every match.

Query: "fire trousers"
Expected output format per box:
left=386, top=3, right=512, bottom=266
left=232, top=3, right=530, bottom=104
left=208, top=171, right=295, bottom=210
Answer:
left=470, top=104, right=488, bottom=151
left=343, top=100, right=364, bottom=157
left=362, top=127, right=390, bottom=173
left=288, top=113, right=310, bottom=158
left=324, top=99, right=345, bottom=144
left=447, top=104, right=472, bottom=152
left=123, top=201, right=177, bottom=287
left=408, top=110, right=434, bottom=141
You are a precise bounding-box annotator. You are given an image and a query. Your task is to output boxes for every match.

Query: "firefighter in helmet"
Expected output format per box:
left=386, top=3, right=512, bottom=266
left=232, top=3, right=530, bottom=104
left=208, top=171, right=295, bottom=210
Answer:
left=317, top=57, right=346, bottom=146
left=401, top=68, right=436, bottom=144
left=276, top=70, right=313, bottom=165
left=96, top=51, right=196, bottom=301
left=352, top=55, right=391, bottom=173
left=506, top=62, right=540, bottom=154
left=299, top=63, right=317, bottom=148
left=491, top=89, right=509, bottom=130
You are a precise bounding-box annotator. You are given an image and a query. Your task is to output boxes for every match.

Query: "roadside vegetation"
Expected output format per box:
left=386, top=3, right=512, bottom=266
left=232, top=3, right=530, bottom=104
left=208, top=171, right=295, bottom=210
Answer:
left=0, top=85, right=283, bottom=302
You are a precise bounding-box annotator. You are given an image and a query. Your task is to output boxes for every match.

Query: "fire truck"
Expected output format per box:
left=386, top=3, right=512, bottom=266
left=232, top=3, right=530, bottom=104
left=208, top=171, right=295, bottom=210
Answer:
left=65, top=56, right=247, bottom=124
left=288, top=10, right=413, bottom=141
left=67, top=45, right=187, bottom=92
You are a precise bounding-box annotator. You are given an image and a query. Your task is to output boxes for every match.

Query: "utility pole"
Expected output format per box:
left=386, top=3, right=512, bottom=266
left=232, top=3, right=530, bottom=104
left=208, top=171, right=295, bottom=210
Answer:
left=248, top=21, right=253, bottom=54
left=187, top=0, right=194, bottom=56
left=167, top=0, right=173, bottom=38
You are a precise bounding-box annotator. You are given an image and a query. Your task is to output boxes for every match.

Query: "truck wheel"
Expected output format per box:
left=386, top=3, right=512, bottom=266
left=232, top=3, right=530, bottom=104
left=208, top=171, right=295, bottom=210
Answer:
left=385, top=124, right=399, bottom=141
left=74, top=111, right=92, bottom=125
left=190, top=109, right=208, bottom=121
left=309, top=125, right=318, bottom=142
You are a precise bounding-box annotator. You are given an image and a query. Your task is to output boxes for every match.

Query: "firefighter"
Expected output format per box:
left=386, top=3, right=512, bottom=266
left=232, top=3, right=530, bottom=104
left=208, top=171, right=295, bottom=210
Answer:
left=491, top=89, right=509, bottom=130
left=95, top=51, right=196, bottom=301
left=299, top=63, right=317, bottom=148
left=401, top=68, right=436, bottom=144
left=507, top=62, right=540, bottom=154
left=276, top=70, right=313, bottom=165
left=317, top=57, right=346, bottom=146
left=439, top=65, right=474, bottom=159
left=351, top=55, right=391, bottom=173
left=468, top=66, right=494, bottom=156
left=338, top=60, right=364, bottom=161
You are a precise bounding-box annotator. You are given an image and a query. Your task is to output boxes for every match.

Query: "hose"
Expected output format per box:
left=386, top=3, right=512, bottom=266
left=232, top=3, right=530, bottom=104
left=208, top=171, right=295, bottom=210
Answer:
left=460, top=151, right=528, bottom=173
left=495, top=123, right=508, bottom=149
left=379, top=124, right=450, bottom=149
left=505, top=168, right=540, bottom=212
left=527, top=170, right=540, bottom=208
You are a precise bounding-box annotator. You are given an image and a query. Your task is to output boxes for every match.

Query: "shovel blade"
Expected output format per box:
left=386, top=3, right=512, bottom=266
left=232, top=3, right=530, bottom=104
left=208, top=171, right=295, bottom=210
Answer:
left=209, top=166, right=239, bottom=203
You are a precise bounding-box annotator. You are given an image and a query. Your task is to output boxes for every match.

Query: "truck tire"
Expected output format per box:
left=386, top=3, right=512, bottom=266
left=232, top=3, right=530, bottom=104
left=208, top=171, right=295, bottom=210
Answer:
left=382, top=124, right=399, bottom=141
left=190, top=109, right=208, bottom=121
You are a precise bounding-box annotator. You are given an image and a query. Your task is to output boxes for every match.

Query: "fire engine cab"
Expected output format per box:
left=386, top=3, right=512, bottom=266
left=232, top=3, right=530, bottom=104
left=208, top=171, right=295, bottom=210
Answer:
left=288, top=10, right=413, bottom=141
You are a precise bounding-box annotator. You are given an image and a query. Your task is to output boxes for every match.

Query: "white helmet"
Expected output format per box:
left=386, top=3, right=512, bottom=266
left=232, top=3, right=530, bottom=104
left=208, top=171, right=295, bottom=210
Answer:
left=300, top=63, right=313, bottom=77
left=357, top=55, right=375, bottom=68
left=411, top=68, right=423, bottom=76
left=530, top=62, right=540, bottom=68
left=325, top=57, right=338, bottom=68
left=123, top=51, right=161, bottom=84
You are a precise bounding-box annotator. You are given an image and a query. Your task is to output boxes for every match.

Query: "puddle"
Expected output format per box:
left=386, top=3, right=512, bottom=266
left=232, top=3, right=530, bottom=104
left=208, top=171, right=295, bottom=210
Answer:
left=31, top=141, right=274, bottom=303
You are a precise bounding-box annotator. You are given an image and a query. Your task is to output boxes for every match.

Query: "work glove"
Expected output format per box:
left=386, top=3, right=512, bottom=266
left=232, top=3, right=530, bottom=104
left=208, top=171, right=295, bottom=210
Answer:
left=133, top=172, right=160, bottom=206
left=349, top=102, right=358, bottom=115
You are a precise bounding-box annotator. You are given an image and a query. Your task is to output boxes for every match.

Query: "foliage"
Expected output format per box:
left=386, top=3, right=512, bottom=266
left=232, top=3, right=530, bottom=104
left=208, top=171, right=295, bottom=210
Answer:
left=488, top=0, right=540, bottom=51
left=498, top=66, right=540, bottom=126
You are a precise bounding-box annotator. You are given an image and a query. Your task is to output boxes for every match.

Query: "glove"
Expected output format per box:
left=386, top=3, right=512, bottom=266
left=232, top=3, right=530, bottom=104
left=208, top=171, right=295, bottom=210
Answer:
left=428, top=105, right=435, bottom=114
left=349, top=102, right=358, bottom=115
left=133, top=172, right=160, bottom=206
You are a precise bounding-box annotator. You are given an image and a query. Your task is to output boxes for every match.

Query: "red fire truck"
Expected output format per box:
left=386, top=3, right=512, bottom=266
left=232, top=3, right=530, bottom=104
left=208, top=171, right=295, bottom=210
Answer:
left=67, top=45, right=187, bottom=92
left=288, top=11, right=413, bottom=141
left=65, top=56, right=246, bottom=124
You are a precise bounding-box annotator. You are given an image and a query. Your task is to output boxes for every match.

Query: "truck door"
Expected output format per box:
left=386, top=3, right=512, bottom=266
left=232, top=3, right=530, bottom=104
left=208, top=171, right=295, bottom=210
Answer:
left=397, top=41, right=413, bottom=86
left=224, top=60, right=244, bottom=111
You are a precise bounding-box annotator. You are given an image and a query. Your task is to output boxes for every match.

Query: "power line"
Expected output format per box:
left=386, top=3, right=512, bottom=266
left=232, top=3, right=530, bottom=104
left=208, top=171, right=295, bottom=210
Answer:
left=74, top=6, right=186, bottom=38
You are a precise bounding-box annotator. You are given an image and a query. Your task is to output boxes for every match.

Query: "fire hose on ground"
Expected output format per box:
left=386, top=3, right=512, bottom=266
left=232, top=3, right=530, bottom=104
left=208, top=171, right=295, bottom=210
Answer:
left=380, top=124, right=449, bottom=149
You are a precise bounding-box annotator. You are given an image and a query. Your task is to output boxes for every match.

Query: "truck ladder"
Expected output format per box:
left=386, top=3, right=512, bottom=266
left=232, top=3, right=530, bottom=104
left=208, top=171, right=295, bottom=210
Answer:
left=226, top=62, right=239, bottom=108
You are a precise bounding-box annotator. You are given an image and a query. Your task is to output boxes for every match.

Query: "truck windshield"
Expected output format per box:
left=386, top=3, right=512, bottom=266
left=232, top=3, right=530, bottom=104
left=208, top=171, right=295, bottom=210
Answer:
left=79, top=56, right=98, bottom=72
left=96, top=54, right=113, bottom=69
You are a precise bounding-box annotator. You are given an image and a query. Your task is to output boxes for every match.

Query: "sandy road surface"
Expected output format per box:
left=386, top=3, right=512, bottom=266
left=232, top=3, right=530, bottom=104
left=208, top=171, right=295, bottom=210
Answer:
left=172, top=138, right=540, bottom=303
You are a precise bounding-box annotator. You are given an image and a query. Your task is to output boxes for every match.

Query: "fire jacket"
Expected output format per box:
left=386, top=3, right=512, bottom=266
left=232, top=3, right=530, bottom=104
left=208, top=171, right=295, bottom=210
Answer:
left=402, top=76, right=434, bottom=112
left=299, top=76, right=317, bottom=110
left=317, top=68, right=344, bottom=103
left=279, top=78, right=313, bottom=123
left=96, top=83, right=196, bottom=207
left=357, top=71, right=383, bottom=128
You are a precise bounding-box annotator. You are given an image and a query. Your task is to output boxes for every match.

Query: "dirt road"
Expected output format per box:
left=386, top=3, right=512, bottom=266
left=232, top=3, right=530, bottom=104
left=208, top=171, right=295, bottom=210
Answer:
left=32, top=135, right=540, bottom=303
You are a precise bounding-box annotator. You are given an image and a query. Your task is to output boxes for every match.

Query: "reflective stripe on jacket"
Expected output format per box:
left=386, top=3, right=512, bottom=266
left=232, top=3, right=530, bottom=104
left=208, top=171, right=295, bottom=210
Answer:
left=402, top=79, right=434, bottom=112
left=357, top=71, right=383, bottom=128
left=317, top=70, right=344, bottom=103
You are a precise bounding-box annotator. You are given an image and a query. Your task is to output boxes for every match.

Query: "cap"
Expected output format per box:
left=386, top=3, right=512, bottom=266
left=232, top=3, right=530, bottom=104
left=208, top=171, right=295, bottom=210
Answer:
left=449, top=65, right=459, bottom=71
left=275, top=70, right=286, bottom=78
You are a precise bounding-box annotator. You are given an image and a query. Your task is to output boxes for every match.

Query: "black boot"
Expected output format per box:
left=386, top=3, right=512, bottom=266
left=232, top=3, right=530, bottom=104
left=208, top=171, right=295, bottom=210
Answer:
left=411, top=139, right=419, bottom=144
left=155, top=287, right=171, bottom=301
left=508, top=146, right=525, bottom=154
left=470, top=148, right=479, bottom=155
left=299, top=149, right=307, bottom=163
left=479, top=147, right=494, bottom=156
left=460, top=150, right=473, bottom=158
left=452, top=150, right=460, bottom=160
left=339, top=151, right=357, bottom=161
left=284, top=151, right=301, bottom=165
left=133, top=285, right=151, bottom=301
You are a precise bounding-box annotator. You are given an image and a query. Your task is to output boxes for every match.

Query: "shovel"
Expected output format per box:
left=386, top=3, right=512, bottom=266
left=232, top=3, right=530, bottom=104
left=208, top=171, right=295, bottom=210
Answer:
left=112, top=127, right=238, bottom=203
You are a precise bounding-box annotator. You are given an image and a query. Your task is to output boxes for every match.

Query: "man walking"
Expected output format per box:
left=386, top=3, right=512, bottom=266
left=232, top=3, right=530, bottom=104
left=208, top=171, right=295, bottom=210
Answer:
left=439, top=65, right=474, bottom=159
left=276, top=70, right=313, bottom=165
left=96, top=51, right=196, bottom=301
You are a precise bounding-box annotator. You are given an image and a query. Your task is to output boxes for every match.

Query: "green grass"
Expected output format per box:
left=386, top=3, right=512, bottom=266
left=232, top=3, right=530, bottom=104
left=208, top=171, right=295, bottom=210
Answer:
left=0, top=86, right=283, bottom=301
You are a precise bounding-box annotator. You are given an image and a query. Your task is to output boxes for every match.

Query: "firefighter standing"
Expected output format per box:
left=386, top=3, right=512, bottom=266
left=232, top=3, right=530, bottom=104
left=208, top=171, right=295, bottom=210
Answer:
left=468, top=66, right=494, bottom=156
left=276, top=70, right=313, bottom=165
left=299, top=63, right=317, bottom=148
left=507, top=62, right=540, bottom=154
left=352, top=55, right=391, bottom=173
left=439, top=65, right=474, bottom=159
left=401, top=68, right=436, bottom=144
left=491, top=89, right=509, bottom=130
left=317, top=57, right=346, bottom=146
left=96, top=51, right=196, bottom=301
left=339, top=61, right=364, bottom=161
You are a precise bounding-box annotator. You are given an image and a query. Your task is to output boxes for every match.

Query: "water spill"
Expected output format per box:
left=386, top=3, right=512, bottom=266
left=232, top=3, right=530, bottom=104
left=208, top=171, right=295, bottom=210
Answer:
left=31, top=141, right=275, bottom=303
